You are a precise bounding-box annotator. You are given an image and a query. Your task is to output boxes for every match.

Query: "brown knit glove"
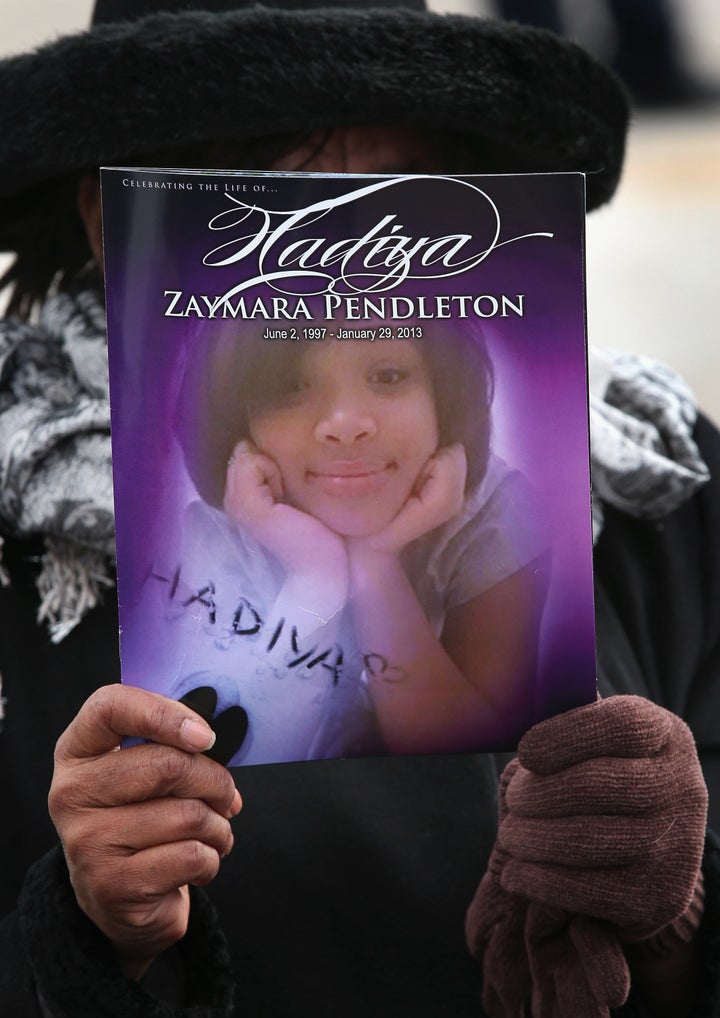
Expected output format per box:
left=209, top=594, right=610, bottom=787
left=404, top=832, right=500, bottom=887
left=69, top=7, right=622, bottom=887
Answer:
left=523, top=906, right=630, bottom=1017
left=466, top=761, right=630, bottom=1018
left=466, top=759, right=531, bottom=1018
left=467, top=696, right=708, bottom=1017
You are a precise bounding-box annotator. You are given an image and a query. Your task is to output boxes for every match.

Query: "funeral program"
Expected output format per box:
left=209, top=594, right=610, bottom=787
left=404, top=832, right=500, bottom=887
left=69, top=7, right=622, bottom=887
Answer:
left=101, top=167, right=596, bottom=766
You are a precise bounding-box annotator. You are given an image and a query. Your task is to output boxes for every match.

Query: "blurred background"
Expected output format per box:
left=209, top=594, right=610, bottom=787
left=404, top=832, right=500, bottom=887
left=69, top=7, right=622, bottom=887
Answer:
left=2, top=0, right=719, bottom=416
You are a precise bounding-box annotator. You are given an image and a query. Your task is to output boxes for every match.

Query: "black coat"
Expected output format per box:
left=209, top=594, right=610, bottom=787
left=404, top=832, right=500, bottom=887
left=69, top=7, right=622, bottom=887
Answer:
left=2, top=417, right=720, bottom=1016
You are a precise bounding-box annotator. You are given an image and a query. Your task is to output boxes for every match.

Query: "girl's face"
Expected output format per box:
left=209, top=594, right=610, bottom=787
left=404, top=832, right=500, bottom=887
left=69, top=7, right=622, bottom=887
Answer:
left=249, top=339, right=439, bottom=536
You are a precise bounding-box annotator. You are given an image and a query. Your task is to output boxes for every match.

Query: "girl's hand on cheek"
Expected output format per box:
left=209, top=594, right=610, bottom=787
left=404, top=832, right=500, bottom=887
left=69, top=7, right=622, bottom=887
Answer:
left=224, top=439, right=284, bottom=522
left=223, top=440, right=347, bottom=578
left=354, top=443, right=467, bottom=557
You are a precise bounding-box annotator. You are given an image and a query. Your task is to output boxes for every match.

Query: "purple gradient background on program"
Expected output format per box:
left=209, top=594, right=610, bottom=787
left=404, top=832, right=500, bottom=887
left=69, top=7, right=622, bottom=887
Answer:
left=102, top=169, right=595, bottom=746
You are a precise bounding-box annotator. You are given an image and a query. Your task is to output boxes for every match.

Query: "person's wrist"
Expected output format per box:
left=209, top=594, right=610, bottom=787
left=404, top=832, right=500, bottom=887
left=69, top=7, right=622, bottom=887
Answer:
left=285, top=546, right=348, bottom=584
left=19, top=847, right=235, bottom=1015
left=291, top=528, right=347, bottom=569
left=624, top=870, right=705, bottom=961
left=279, top=551, right=350, bottom=615
left=346, top=537, right=401, bottom=575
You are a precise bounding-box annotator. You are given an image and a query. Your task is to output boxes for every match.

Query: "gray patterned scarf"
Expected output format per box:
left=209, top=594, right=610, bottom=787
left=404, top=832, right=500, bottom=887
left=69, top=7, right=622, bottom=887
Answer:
left=0, top=289, right=711, bottom=645
left=587, top=347, right=710, bottom=540
left=0, top=287, right=114, bottom=643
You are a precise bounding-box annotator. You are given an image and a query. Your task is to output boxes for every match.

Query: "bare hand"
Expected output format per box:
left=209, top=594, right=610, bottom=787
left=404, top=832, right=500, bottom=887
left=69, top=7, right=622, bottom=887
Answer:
left=223, top=439, right=347, bottom=577
left=355, top=443, right=467, bottom=556
left=48, top=685, right=242, bottom=980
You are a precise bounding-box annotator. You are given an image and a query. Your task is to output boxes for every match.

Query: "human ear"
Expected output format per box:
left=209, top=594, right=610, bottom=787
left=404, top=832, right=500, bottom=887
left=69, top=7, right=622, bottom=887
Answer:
left=77, top=172, right=104, bottom=272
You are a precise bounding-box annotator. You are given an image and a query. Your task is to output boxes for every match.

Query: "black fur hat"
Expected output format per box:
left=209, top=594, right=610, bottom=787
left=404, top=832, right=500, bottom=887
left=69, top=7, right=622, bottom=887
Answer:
left=0, top=0, right=628, bottom=211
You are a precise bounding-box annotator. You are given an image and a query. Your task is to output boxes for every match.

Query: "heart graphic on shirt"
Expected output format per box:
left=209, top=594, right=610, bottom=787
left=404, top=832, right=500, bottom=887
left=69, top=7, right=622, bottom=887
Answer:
left=179, top=685, right=249, bottom=765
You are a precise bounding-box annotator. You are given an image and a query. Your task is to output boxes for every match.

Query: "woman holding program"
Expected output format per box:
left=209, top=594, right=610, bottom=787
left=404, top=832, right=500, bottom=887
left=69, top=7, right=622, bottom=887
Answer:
left=0, top=1, right=718, bottom=1016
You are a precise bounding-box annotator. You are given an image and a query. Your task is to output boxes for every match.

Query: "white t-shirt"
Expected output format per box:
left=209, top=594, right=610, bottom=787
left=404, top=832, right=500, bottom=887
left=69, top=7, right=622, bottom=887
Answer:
left=124, top=454, right=548, bottom=766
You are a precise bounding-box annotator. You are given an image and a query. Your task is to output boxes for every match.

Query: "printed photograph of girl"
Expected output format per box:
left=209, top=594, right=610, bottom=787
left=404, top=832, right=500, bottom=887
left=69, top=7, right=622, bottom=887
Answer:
left=145, top=319, right=552, bottom=766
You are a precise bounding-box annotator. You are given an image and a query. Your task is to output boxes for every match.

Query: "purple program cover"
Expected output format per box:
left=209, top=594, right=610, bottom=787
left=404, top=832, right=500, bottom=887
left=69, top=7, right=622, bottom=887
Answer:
left=101, top=167, right=596, bottom=767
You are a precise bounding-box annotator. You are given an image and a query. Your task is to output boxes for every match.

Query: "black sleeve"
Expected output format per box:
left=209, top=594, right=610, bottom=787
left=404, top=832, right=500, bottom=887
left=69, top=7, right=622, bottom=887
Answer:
left=7, top=845, right=236, bottom=1018
left=611, top=832, right=720, bottom=1018
left=0, top=909, right=43, bottom=1017
left=594, top=413, right=720, bottom=832
left=594, top=414, right=720, bottom=1017
left=695, top=831, right=720, bottom=1018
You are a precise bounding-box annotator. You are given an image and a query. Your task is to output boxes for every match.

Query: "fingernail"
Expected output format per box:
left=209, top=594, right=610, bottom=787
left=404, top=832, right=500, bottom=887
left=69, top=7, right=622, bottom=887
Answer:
left=229, top=789, right=242, bottom=817
left=180, top=717, right=216, bottom=752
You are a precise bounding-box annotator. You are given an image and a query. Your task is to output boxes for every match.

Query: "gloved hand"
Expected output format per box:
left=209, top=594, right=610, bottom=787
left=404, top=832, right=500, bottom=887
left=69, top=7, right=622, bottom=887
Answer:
left=466, top=763, right=630, bottom=1018
left=523, top=905, right=630, bottom=1018
left=467, top=696, right=708, bottom=1018
left=466, top=759, right=532, bottom=1018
